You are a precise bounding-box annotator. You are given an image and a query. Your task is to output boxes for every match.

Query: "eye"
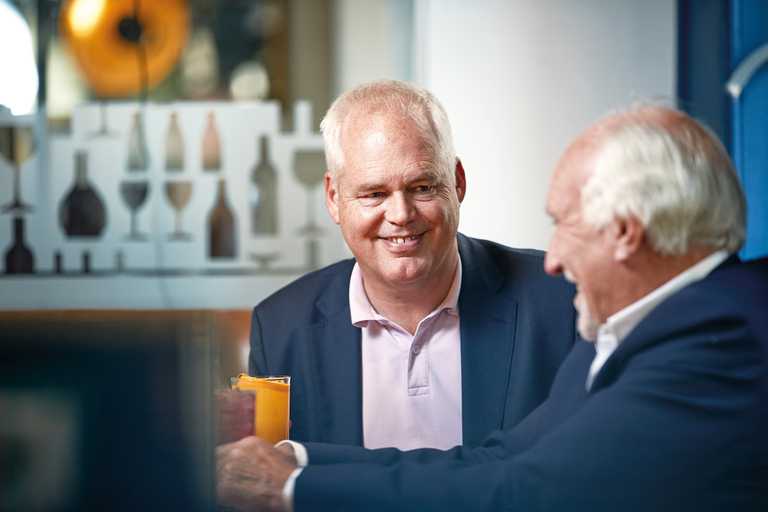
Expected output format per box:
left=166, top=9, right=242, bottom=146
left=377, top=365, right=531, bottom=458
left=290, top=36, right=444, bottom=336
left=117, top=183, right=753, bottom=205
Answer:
left=413, top=184, right=437, bottom=196
left=357, top=190, right=386, bottom=206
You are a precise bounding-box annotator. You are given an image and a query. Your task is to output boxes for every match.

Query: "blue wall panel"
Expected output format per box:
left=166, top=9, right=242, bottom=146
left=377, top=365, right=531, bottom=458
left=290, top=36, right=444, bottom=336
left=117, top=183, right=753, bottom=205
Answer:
left=731, top=0, right=768, bottom=259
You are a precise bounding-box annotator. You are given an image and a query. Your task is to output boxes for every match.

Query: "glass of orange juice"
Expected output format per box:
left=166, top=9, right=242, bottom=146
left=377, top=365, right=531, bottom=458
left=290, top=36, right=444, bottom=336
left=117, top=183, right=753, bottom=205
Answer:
left=230, top=374, right=290, bottom=444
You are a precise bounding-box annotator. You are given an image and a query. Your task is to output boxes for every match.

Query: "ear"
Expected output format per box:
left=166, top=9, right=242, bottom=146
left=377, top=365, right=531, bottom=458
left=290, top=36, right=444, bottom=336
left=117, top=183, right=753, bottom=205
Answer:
left=454, top=158, right=467, bottom=203
left=324, top=171, right=341, bottom=225
left=612, top=216, right=645, bottom=261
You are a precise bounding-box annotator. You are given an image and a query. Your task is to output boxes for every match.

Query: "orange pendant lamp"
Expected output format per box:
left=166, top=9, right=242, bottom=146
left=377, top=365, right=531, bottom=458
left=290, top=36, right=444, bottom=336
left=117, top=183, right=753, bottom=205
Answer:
left=59, top=0, right=190, bottom=97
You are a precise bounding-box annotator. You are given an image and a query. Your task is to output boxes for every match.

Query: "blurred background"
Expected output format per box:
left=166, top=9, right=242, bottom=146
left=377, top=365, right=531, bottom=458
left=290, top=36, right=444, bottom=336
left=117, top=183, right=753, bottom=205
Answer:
left=0, top=1, right=766, bottom=509
left=1, top=1, right=766, bottom=312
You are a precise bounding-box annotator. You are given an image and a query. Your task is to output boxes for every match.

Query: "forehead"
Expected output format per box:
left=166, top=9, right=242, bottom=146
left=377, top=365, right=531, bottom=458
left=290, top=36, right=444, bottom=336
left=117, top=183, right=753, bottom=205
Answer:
left=342, top=110, right=430, bottom=150
left=547, top=138, right=596, bottom=217
left=339, top=111, right=441, bottom=181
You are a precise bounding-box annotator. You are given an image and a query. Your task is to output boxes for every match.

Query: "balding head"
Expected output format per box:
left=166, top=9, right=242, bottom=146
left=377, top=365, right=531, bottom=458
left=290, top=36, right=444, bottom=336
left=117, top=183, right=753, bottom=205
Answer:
left=320, top=80, right=457, bottom=184
left=568, top=105, right=746, bottom=255
left=545, top=105, right=746, bottom=339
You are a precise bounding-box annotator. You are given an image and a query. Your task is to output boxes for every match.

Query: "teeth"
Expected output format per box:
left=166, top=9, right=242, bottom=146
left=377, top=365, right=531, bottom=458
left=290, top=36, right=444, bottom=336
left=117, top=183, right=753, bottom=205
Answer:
left=388, top=236, right=418, bottom=244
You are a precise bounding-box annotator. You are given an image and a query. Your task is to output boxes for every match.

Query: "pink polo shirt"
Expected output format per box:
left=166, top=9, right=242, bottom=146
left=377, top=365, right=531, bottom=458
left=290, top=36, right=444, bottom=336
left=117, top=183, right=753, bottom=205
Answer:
left=349, top=259, right=463, bottom=450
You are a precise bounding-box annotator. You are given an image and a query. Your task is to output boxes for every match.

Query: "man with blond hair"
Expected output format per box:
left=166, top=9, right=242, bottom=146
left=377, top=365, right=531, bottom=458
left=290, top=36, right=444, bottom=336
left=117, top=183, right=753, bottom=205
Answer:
left=240, top=80, right=576, bottom=452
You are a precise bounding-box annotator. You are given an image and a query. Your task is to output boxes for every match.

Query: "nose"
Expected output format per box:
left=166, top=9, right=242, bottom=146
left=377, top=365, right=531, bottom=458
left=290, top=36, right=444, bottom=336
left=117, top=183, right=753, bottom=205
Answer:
left=384, top=191, right=415, bottom=226
left=544, top=238, right=563, bottom=276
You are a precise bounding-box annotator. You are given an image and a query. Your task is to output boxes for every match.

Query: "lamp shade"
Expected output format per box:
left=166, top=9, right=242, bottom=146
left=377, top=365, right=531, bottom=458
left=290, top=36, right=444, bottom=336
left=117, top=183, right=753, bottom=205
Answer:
left=59, top=0, right=189, bottom=97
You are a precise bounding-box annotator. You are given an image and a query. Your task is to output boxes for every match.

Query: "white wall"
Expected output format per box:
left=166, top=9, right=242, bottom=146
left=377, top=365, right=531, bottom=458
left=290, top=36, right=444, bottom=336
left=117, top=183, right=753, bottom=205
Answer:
left=416, top=0, right=676, bottom=250
left=333, top=0, right=410, bottom=94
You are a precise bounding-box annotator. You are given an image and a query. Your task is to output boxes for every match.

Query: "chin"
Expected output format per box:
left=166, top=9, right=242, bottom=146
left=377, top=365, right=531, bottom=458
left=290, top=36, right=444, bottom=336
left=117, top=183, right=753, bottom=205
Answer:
left=577, top=314, right=599, bottom=342
left=574, top=294, right=600, bottom=341
left=384, top=259, right=429, bottom=284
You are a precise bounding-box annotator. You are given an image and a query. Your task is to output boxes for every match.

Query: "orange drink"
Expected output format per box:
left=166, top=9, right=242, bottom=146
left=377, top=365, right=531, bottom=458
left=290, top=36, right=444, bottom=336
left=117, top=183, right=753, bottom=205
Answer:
left=230, top=374, right=290, bottom=443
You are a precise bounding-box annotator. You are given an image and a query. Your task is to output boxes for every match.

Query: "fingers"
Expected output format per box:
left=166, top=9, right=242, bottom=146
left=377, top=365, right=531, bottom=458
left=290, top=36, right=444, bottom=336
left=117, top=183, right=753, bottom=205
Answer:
left=274, top=443, right=297, bottom=465
left=215, top=389, right=255, bottom=445
left=215, top=436, right=293, bottom=512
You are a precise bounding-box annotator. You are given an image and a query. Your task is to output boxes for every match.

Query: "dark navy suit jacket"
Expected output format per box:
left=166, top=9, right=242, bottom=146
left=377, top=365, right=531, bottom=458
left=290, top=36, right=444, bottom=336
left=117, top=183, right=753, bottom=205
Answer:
left=294, top=257, right=768, bottom=511
left=249, top=233, right=577, bottom=446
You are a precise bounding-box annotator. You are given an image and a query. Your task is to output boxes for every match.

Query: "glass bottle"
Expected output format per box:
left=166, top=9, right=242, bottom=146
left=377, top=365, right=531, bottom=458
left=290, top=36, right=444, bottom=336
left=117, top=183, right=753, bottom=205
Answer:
left=54, top=250, right=63, bottom=274
left=208, top=178, right=237, bottom=259
left=4, top=216, right=35, bottom=274
left=115, top=250, right=125, bottom=273
left=165, top=111, right=184, bottom=171
left=250, top=135, right=278, bottom=235
left=59, top=151, right=107, bottom=238
left=81, top=250, right=91, bottom=274
left=127, top=110, right=150, bottom=171
left=202, top=111, right=221, bottom=171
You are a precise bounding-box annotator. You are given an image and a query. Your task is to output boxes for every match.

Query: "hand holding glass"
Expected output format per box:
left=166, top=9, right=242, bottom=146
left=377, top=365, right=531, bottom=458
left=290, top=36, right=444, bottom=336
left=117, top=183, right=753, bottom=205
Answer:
left=230, top=374, right=290, bottom=444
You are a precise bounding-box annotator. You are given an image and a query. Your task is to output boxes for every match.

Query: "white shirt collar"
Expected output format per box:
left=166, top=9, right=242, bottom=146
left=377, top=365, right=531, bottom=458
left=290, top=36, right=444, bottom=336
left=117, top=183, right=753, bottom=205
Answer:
left=586, top=250, right=730, bottom=390
left=349, top=256, right=462, bottom=328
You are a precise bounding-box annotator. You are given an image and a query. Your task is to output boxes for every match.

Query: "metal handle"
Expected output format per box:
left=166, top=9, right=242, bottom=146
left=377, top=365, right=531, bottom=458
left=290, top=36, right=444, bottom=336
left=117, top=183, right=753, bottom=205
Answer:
left=726, top=43, right=768, bottom=98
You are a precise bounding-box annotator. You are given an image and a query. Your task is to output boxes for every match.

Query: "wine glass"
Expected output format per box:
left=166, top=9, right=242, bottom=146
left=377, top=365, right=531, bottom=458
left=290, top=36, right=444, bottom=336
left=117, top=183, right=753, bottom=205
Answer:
left=0, top=125, right=35, bottom=214
left=120, top=180, right=150, bottom=240
left=88, top=103, right=118, bottom=138
left=292, top=149, right=326, bottom=235
left=165, top=180, right=193, bottom=240
left=249, top=251, right=280, bottom=271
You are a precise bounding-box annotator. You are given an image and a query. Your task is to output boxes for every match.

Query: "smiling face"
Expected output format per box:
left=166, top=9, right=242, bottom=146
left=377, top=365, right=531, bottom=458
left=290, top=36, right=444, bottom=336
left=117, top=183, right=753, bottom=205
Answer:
left=544, top=138, right=620, bottom=341
left=325, top=111, right=465, bottom=294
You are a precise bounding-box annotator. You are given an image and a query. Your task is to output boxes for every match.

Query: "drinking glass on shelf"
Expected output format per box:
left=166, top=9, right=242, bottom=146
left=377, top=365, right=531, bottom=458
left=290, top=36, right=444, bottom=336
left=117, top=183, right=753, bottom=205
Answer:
left=249, top=251, right=280, bottom=271
left=292, top=149, right=325, bottom=235
left=88, top=103, right=118, bottom=138
left=120, top=180, right=150, bottom=240
left=165, top=180, right=193, bottom=240
left=0, top=125, right=35, bottom=214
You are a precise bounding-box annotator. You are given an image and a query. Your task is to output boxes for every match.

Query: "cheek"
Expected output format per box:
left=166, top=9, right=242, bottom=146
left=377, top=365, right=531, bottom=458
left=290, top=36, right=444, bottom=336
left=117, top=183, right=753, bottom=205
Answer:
left=340, top=206, right=381, bottom=239
left=422, top=200, right=457, bottom=228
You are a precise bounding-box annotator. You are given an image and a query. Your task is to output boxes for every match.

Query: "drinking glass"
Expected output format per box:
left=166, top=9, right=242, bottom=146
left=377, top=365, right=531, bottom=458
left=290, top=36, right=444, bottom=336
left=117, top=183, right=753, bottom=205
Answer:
left=0, top=125, right=35, bottom=214
left=165, top=180, right=193, bottom=240
left=249, top=251, right=280, bottom=271
left=230, top=374, right=291, bottom=444
left=120, top=180, right=150, bottom=240
left=88, top=103, right=118, bottom=138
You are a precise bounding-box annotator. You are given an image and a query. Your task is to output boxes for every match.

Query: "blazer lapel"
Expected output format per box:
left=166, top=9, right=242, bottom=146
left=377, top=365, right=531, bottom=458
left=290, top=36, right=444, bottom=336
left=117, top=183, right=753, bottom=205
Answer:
left=311, top=265, right=364, bottom=445
left=457, top=235, right=518, bottom=446
left=590, top=255, right=741, bottom=393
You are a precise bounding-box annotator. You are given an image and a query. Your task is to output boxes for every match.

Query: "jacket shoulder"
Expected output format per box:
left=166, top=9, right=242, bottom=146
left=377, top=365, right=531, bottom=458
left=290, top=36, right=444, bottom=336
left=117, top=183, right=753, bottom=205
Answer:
left=254, top=258, right=354, bottom=324
left=659, top=258, right=768, bottom=337
left=463, top=235, right=574, bottom=298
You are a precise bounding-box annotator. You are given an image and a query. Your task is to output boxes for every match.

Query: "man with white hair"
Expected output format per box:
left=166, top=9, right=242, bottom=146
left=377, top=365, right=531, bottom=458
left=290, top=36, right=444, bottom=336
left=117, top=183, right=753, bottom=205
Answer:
left=217, top=105, right=768, bottom=512
left=240, top=80, right=576, bottom=451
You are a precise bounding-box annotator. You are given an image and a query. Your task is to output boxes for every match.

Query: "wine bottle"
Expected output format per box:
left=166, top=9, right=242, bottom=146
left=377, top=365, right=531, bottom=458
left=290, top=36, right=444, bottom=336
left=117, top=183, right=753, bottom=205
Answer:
left=250, top=135, right=278, bottom=234
left=202, top=111, right=221, bottom=171
left=4, top=216, right=35, bottom=274
left=208, top=178, right=237, bottom=259
left=165, top=111, right=184, bottom=171
left=59, top=151, right=107, bottom=238
left=54, top=251, right=63, bottom=274
left=115, top=250, right=125, bottom=273
left=127, top=110, right=150, bottom=171
left=81, top=250, right=91, bottom=274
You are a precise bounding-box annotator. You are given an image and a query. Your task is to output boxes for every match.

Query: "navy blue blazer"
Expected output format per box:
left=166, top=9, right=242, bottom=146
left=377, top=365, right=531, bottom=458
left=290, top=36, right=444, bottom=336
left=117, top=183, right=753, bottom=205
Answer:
left=250, top=233, right=577, bottom=446
left=294, top=257, right=768, bottom=511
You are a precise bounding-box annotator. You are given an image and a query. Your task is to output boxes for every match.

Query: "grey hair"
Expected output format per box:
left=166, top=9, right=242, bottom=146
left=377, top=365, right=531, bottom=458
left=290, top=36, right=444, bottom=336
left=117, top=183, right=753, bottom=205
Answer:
left=581, top=106, right=746, bottom=255
left=319, top=80, right=456, bottom=181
